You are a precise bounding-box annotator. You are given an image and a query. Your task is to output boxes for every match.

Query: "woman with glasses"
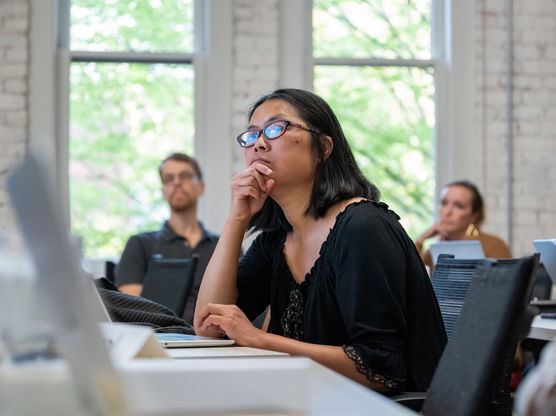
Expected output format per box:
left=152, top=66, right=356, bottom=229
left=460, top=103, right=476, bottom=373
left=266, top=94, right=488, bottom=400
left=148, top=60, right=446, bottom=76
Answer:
left=194, top=88, right=446, bottom=392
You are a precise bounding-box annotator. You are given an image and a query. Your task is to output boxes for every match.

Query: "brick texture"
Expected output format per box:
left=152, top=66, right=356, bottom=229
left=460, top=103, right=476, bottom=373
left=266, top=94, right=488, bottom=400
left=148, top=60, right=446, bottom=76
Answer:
left=231, top=0, right=279, bottom=175
left=0, top=0, right=29, bottom=231
left=476, top=0, right=556, bottom=256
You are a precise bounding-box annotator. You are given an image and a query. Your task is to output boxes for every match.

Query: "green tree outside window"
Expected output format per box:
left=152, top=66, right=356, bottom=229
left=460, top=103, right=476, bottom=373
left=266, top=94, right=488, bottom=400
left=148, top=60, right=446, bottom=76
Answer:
left=313, top=0, right=434, bottom=238
left=69, top=0, right=193, bottom=258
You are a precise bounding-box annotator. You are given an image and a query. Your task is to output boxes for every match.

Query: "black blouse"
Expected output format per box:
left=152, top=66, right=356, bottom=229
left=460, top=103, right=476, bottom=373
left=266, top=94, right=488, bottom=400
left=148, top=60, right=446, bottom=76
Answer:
left=236, top=200, right=446, bottom=391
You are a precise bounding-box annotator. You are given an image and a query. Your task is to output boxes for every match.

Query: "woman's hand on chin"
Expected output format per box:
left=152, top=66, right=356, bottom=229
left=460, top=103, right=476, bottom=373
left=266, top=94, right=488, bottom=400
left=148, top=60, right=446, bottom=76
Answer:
left=229, top=163, right=275, bottom=222
left=195, top=303, right=266, bottom=347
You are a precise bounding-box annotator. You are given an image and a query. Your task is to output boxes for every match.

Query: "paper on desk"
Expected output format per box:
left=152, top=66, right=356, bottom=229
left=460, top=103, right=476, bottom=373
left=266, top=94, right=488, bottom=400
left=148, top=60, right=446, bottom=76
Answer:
left=99, top=322, right=169, bottom=362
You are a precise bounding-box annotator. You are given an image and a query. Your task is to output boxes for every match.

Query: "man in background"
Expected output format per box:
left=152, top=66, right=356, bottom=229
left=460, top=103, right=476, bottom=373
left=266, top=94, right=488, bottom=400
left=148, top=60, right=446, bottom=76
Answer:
left=116, top=152, right=218, bottom=325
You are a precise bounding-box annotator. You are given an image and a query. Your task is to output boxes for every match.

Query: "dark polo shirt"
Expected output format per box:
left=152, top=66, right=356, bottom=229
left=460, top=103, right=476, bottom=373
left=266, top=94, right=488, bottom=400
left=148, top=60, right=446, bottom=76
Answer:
left=115, top=221, right=219, bottom=324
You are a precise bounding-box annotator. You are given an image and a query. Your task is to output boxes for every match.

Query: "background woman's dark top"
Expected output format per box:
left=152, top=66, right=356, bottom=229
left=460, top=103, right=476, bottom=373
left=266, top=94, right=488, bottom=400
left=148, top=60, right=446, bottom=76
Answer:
left=237, top=200, right=446, bottom=391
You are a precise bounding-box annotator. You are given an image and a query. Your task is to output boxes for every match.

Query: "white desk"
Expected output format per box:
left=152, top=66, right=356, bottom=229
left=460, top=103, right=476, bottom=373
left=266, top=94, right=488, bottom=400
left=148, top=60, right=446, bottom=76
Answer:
left=528, top=315, right=556, bottom=341
left=157, top=346, right=414, bottom=414
left=1, top=347, right=415, bottom=415
left=118, top=356, right=417, bottom=415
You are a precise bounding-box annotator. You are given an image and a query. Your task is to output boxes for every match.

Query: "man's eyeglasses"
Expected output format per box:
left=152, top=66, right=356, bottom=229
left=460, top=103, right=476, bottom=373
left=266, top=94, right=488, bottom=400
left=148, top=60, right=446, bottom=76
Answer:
left=236, top=120, right=322, bottom=148
left=161, top=171, right=197, bottom=185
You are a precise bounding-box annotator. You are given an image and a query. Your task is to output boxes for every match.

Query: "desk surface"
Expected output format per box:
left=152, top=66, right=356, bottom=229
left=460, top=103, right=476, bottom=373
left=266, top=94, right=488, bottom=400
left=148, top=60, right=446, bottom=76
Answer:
left=528, top=315, right=556, bottom=341
left=159, top=347, right=414, bottom=414
left=119, top=356, right=417, bottom=416
left=1, top=352, right=416, bottom=415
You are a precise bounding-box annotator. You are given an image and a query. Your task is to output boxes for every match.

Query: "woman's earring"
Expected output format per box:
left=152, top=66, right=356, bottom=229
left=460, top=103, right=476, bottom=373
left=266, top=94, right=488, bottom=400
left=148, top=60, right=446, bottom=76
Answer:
left=466, top=223, right=480, bottom=237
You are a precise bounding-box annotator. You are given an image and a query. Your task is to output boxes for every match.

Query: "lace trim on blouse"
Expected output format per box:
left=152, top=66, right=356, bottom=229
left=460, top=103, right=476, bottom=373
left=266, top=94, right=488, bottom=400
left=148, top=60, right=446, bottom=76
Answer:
left=280, top=285, right=304, bottom=340
left=343, top=345, right=405, bottom=390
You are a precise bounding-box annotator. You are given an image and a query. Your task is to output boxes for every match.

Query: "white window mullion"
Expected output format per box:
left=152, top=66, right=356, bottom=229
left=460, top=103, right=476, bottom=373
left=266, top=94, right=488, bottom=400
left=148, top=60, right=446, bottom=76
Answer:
left=29, top=0, right=70, bottom=227
left=278, top=0, right=312, bottom=89
left=438, top=0, right=477, bottom=188
left=194, top=0, right=232, bottom=233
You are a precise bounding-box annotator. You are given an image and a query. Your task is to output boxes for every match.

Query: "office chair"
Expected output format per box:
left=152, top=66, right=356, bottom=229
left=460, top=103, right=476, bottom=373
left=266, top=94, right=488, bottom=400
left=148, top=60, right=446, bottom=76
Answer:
left=140, top=256, right=199, bottom=318
left=393, top=255, right=481, bottom=410
left=104, top=260, right=117, bottom=283
left=430, top=255, right=482, bottom=336
left=395, top=254, right=539, bottom=416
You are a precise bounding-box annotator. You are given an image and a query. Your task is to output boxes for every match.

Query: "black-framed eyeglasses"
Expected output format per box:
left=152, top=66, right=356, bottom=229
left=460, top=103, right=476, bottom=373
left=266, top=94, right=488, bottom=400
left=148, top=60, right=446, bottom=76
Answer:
left=161, top=171, right=197, bottom=185
left=236, top=120, right=322, bottom=148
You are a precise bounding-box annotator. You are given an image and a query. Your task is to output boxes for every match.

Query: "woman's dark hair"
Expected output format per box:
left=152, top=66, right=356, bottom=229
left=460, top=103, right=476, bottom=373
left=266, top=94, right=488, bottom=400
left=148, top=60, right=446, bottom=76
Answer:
left=247, top=88, right=380, bottom=233
left=444, top=180, right=485, bottom=227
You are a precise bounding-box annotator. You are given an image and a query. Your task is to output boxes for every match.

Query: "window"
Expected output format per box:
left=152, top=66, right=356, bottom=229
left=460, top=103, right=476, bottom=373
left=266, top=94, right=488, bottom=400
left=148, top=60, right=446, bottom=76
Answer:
left=312, top=0, right=435, bottom=237
left=68, top=0, right=194, bottom=258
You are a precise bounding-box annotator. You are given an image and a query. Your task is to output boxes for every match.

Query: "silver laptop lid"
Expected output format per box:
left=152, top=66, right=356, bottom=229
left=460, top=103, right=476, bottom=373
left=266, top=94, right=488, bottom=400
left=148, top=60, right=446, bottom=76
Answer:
left=429, top=240, right=485, bottom=265
left=533, top=239, right=556, bottom=284
left=6, top=154, right=130, bottom=415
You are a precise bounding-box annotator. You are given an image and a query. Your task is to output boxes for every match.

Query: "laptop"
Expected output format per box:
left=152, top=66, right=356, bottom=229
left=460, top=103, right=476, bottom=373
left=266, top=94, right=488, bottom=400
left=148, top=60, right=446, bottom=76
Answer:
left=155, top=333, right=234, bottom=348
left=429, top=240, right=485, bottom=265
left=7, top=155, right=132, bottom=414
left=7, top=155, right=233, bottom=351
left=6, top=154, right=307, bottom=415
left=533, top=239, right=556, bottom=284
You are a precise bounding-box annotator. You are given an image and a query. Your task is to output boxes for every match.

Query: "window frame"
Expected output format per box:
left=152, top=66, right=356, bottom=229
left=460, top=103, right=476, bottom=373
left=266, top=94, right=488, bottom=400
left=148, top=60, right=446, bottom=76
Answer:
left=29, top=0, right=232, bottom=235
left=278, top=0, right=477, bottom=213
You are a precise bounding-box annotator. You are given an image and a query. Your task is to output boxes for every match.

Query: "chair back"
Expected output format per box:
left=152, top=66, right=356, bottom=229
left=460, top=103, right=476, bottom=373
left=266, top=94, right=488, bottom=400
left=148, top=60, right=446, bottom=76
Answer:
left=422, top=254, right=539, bottom=416
left=140, top=256, right=198, bottom=318
left=105, top=260, right=117, bottom=283
left=431, top=254, right=483, bottom=338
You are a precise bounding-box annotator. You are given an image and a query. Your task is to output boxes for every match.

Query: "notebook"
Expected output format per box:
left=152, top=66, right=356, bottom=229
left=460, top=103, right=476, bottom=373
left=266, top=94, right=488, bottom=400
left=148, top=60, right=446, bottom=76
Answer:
left=533, top=239, right=556, bottom=284
left=429, top=240, right=485, bottom=265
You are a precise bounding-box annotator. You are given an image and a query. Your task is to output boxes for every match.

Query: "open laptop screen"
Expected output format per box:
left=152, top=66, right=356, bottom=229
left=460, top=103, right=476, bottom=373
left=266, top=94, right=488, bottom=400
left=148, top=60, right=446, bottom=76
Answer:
left=6, top=154, right=130, bottom=414
left=533, top=239, right=556, bottom=284
left=429, top=240, right=485, bottom=265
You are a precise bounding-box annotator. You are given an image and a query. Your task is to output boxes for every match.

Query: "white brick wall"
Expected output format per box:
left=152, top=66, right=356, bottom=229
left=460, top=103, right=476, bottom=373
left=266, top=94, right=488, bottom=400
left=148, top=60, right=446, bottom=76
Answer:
left=513, top=0, right=556, bottom=253
left=476, top=0, right=556, bottom=256
left=231, top=0, right=279, bottom=175
left=0, top=0, right=29, bottom=231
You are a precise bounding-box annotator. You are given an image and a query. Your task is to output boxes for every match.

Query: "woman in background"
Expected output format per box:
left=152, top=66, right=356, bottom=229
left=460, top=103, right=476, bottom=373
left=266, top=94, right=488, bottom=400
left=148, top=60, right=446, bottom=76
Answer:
left=415, top=180, right=511, bottom=271
left=194, top=88, right=446, bottom=393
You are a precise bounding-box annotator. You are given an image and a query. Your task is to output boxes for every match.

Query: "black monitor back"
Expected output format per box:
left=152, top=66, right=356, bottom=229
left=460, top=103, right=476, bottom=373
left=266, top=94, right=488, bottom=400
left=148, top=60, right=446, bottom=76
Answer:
left=141, top=256, right=198, bottom=318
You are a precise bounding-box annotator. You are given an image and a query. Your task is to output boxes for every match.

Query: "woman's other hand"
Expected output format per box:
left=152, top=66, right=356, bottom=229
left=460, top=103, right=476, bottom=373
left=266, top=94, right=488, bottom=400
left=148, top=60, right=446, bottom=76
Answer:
left=195, top=303, right=265, bottom=347
left=229, top=162, right=275, bottom=222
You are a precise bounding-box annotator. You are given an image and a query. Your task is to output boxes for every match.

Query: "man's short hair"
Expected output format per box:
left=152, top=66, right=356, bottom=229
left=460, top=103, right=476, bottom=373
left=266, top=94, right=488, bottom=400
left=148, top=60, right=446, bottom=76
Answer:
left=159, top=153, right=203, bottom=181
